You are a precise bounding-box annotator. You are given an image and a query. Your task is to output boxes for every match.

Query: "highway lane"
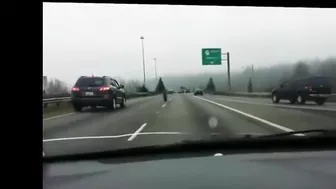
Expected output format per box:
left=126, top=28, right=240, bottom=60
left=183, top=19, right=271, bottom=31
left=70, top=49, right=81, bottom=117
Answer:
left=43, top=93, right=336, bottom=157
left=203, top=94, right=336, bottom=131
left=43, top=95, right=164, bottom=139
left=131, top=94, right=282, bottom=148
left=210, top=95, right=336, bottom=110
left=43, top=95, right=168, bottom=156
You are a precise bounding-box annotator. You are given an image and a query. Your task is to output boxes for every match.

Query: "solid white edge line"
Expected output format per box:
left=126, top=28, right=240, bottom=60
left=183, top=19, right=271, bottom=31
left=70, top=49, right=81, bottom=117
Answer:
left=215, top=97, right=336, bottom=112
left=43, top=112, right=75, bottom=121
left=43, top=132, right=190, bottom=142
left=194, top=96, right=305, bottom=136
left=162, top=103, right=166, bottom=108
left=128, top=123, right=147, bottom=141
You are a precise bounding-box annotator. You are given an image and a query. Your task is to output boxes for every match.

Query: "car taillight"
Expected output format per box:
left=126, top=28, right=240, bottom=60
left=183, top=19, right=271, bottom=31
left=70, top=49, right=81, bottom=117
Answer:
left=72, top=87, right=80, bottom=92
left=100, top=86, right=110, bottom=91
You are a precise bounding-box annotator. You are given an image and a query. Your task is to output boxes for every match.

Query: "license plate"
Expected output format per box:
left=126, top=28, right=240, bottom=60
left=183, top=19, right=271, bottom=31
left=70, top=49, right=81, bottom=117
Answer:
left=85, top=92, right=94, bottom=96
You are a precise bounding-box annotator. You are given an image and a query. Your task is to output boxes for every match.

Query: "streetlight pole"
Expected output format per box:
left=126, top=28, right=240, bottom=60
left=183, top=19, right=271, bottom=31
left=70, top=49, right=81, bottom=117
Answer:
left=227, top=52, right=231, bottom=91
left=140, top=36, right=146, bottom=86
left=221, top=52, right=231, bottom=92
left=251, top=64, right=254, bottom=78
left=154, top=58, right=158, bottom=81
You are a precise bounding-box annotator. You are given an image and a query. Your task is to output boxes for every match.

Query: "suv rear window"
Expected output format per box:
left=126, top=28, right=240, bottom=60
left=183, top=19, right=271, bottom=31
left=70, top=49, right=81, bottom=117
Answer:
left=309, top=77, right=330, bottom=86
left=75, top=77, right=105, bottom=87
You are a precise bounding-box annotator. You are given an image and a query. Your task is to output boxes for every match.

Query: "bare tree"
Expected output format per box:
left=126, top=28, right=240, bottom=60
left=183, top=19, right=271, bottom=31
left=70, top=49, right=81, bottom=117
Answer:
left=292, top=61, right=310, bottom=79
left=125, top=79, right=141, bottom=93
left=46, top=77, right=69, bottom=94
left=118, top=77, right=126, bottom=86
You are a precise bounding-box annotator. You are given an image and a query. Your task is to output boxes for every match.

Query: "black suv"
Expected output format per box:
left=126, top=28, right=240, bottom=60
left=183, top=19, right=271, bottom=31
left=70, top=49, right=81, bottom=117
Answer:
left=194, top=88, right=203, bottom=96
left=271, top=76, right=332, bottom=105
left=71, top=76, right=126, bottom=111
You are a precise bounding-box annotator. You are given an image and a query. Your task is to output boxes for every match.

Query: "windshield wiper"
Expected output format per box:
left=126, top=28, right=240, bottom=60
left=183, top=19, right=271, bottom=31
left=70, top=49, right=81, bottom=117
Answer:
left=257, top=129, right=336, bottom=139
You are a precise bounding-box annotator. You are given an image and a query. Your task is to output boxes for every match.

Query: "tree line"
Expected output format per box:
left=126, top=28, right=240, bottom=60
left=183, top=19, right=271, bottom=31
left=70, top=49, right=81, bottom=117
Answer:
left=44, top=57, right=336, bottom=97
left=145, top=57, right=336, bottom=93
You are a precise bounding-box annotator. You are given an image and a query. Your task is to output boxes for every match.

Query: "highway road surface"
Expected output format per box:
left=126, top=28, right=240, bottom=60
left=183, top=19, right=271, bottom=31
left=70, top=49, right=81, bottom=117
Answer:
left=43, top=94, right=336, bottom=157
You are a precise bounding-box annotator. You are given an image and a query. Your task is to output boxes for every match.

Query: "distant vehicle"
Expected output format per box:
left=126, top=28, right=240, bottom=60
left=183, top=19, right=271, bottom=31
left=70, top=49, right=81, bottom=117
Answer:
left=271, top=76, right=332, bottom=105
left=185, top=89, right=191, bottom=93
left=178, top=90, right=184, bottom=93
left=71, top=76, right=126, bottom=112
left=167, top=90, right=175, bottom=94
left=194, top=88, right=203, bottom=96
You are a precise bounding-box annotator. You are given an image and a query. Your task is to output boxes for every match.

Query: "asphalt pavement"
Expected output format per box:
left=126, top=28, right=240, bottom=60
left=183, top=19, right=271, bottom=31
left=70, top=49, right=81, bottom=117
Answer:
left=43, top=93, right=336, bottom=156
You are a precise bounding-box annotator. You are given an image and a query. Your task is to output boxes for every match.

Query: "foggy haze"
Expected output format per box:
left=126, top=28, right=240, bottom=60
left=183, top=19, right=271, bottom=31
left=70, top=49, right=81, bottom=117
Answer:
left=43, top=3, right=336, bottom=86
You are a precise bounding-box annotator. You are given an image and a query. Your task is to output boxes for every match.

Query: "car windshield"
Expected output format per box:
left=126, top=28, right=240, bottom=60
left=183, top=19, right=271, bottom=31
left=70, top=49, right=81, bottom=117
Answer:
left=310, top=77, right=331, bottom=86
left=43, top=3, right=336, bottom=157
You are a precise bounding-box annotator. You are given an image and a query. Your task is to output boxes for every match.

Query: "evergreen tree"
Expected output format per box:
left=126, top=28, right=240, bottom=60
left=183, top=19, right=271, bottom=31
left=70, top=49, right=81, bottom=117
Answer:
left=248, top=77, right=253, bottom=93
left=155, top=77, right=166, bottom=93
left=205, top=77, right=216, bottom=92
left=137, top=85, right=149, bottom=92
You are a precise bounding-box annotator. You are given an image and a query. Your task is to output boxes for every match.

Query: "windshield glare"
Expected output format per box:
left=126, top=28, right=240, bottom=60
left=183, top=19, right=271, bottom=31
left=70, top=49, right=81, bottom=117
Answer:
left=43, top=3, right=336, bottom=157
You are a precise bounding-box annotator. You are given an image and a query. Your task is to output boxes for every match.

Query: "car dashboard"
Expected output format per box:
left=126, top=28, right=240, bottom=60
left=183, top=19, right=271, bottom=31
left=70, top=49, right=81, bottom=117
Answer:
left=43, top=150, right=336, bottom=189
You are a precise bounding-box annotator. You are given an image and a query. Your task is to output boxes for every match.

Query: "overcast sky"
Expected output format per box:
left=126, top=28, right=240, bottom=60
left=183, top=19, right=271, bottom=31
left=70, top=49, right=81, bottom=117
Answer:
left=43, top=4, right=336, bottom=85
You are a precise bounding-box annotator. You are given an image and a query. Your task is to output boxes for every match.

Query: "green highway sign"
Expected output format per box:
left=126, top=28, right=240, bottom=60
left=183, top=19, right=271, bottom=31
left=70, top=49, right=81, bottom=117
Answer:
left=202, top=48, right=222, bottom=65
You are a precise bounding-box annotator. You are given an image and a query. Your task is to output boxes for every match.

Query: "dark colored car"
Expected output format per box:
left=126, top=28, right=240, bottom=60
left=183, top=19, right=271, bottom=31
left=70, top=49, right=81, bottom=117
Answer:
left=71, top=76, right=126, bottom=111
left=194, top=89, right=203, bottom=96
left=185, top=89, right=191, bottom=93
left=167, top=90, right=175, bottom=94
left=271, top=76, right=332, bottom=105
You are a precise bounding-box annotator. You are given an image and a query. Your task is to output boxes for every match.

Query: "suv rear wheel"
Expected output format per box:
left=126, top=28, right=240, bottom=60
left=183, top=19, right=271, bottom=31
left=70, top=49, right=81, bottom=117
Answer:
left=272, top=92, right=280, bottom=103
left=297, top=94, right=306, bottom=105
left=107, top=98, right=116, bottom=110
left=120, top=96, right=126, bottom=108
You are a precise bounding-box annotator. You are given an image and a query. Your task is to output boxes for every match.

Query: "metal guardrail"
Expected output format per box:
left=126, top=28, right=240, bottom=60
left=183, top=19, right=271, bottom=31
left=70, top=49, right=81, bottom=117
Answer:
left=43, top=97, right=72, bottom=108
left=42, top=92, right=155, bottom=109
left=43, top=97, right=71, bottom=104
